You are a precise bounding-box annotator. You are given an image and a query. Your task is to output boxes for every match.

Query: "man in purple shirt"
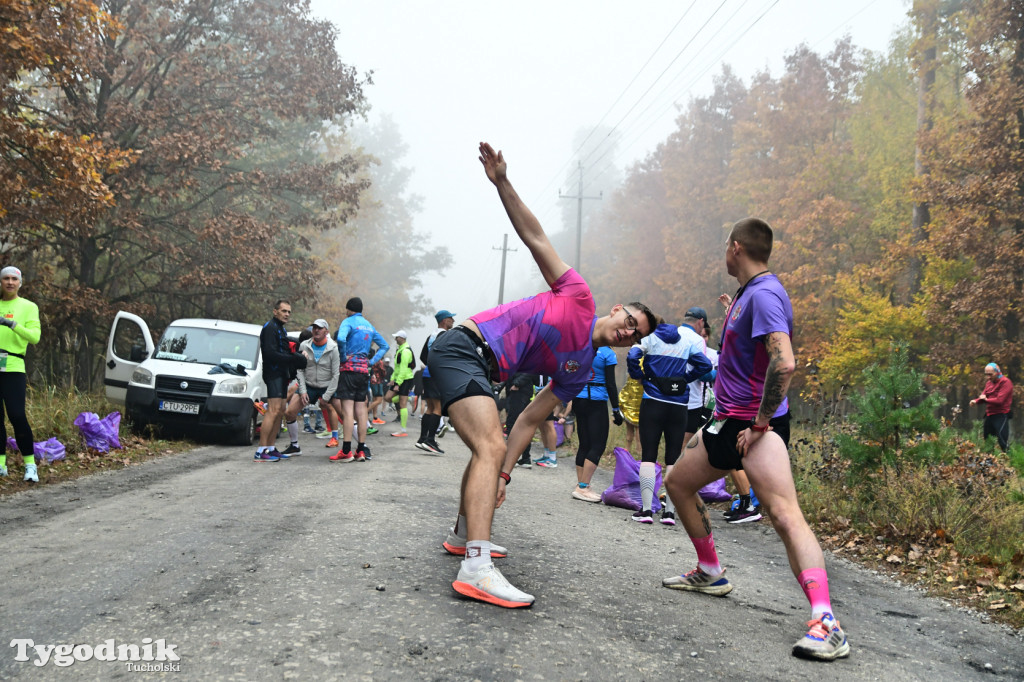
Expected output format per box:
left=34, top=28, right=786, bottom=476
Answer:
left=428, top=142, right=656, bottom=608
left=660, top=218, right=850, bottom=661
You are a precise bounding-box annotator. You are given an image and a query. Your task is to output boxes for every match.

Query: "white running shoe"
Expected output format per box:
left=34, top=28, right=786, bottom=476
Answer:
left=452, top=562, right=534, bottom=608
left=23, top=463, right=38, bottom=483
left=442, top=528, right=508, bottom=558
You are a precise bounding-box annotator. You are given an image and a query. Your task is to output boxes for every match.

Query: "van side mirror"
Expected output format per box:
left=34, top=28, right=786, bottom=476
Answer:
left=129, top=345, right=148, bottom=362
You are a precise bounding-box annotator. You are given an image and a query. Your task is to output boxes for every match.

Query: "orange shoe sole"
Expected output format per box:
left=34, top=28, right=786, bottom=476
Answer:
left=451, top=580, right=533, bottom=608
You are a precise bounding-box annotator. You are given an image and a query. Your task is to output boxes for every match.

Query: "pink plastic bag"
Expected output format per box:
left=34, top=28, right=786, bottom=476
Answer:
left=698, top=477, right=733, bottom=502
left=600, top=447, right=663, bottom=512
left=74, top=411, right=123, bottom=453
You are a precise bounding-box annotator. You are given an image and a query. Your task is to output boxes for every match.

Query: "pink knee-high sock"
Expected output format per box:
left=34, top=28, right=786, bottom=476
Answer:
left=798, top=567, right=833, bottom=619
left=691, top=533, right=722, bottom=575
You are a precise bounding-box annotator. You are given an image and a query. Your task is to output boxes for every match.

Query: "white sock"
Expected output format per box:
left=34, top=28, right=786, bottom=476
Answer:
left=463, top=541, right=491, bottom=572
left=639, top=462, right=657, bottom=511
left=286, top=420, right=299, bottom=444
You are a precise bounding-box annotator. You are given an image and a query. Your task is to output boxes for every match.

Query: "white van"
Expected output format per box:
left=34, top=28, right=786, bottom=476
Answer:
left=104, top=312, right=268, bottom=444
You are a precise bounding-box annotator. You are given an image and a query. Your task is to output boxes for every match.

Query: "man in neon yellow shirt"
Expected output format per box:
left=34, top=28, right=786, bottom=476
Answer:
left=384, top=330, right=415, bottom=437
left=0, top=266, right=43, bottom=482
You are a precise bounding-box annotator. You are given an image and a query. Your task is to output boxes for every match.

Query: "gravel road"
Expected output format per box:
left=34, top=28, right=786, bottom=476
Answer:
left=1, top=427, right=1021, bottom=680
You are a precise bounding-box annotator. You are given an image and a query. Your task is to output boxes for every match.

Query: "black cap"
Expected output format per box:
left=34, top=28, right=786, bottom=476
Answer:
left=345, top=297, right=363, bottom=313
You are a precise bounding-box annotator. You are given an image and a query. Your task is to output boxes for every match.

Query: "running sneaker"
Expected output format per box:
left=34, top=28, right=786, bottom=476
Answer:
left=391, top=431, right=408, bottom=438
left=253, top=400, right=267, bottom=415
left=270, top=448, right=289, bottom=460
left=422, top=441, right=444, bottom=455
left=315, top=430, right=332, bottom=439
left=362, top=445, right=372, bottom=461
left=366, top=427, right=379, bottom=436
left=23, top=463, right=38, bottom=483
left=791, top=613, right=850, bottom=661
left=662, top=567, right=733, bottom=596
left=414, top=441, right=428, bottom=451
left=452, top=562, right=534, bottom=608
left=436, top=421, right=448, bottom=438
left=354, top=450, right=367, bottom=462
left=372, top=418, right=386, bottom=425
left=535, top=456, right=558, bottom=468
left=324, top=437, right=339, bottom=448
left=723, top=494, right=742, bottom=518
left=329, top=450, right=355, bottom=462
left=571, top=484, right=601, bottom=503
left=281, top=443, right=301, bottom=456
left=442, top=528, right=508, bottom=558
left=631, top=509, right=654, bottom=523
left=303, top=424, right=316, bottom=434
left=515, top=457, right=532, bottom=469
left=660, top=510, right=676, bottom=526
left=253, top=450, right=280, bottom=462
left=727, top=503, right=762, bottom=524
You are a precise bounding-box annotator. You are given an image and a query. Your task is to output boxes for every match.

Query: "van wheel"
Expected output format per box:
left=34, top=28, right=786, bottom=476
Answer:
left=232, top=408, right=257, bottom=446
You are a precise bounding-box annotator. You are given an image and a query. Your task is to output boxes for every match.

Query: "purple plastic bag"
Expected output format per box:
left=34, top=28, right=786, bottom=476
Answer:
left=5, top=436, right=67, bottom=462
left=35, top=437, right=66, bottom=463
left=553, top=422, right=565, bottom=447
left=600, top=447, right=662, bottom=512
left=74, top=411, right=122, bottom=453
left=698, top=477, right=733, bottom=502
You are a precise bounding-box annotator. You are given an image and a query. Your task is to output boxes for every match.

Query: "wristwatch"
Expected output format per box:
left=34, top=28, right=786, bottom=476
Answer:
left=749, top=420, right=771, bottom=433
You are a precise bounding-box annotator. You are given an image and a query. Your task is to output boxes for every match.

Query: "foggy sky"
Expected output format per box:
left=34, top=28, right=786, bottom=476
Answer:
left=309, top=0, right=911, bottom=346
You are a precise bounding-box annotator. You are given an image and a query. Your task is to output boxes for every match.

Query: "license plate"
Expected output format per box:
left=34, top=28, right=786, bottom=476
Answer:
left=159, top=400, right=200, bottom=415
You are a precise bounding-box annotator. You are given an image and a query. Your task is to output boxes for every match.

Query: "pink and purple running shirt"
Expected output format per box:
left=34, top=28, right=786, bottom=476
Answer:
left=470, top=268, right=597, bottom=403
left=714, top=273, right=793, bottom=420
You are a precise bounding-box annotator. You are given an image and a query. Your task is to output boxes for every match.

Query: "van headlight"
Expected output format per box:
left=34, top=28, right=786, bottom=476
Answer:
left=130, top=367, right=154, bottom=386
left=214, top=377, right=248, bottom=395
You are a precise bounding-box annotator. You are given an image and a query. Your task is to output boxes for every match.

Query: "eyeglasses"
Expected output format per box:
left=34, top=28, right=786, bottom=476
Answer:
left=623, top=307, right=642, bottom=343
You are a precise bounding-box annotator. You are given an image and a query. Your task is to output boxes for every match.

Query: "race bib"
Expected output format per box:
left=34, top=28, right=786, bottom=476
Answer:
left=706, top=418, right=725, bottom=435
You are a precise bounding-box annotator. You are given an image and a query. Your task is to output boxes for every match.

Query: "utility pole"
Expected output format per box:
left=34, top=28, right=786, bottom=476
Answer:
left=492, top=233, right=517, bottom=305
left=559, top=161, right=602, bottom=272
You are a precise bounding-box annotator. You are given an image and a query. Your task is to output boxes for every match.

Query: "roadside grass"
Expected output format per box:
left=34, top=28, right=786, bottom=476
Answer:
left=574, top=419, right=1024, bottom=629
left=0, top=386, right=195, bottom=496
left=791, top=423, right=1024, bottom=629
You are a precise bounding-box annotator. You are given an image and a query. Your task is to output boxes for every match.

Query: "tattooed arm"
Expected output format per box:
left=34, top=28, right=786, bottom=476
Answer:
left=756, top=331, right=796, bottom=425
left=737, top=331, right=795, bottom=456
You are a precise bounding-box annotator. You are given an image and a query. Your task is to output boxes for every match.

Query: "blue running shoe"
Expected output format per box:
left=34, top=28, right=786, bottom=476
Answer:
left=254, top=450, right=280, bottom=462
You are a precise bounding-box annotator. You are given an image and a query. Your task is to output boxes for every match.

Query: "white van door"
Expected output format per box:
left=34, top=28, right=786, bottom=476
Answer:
left=105, top=311, right=154, bottom=404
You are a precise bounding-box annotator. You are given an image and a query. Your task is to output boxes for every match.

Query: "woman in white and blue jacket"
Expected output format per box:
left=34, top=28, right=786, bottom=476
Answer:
left=626, top=322, right=712, bottom=524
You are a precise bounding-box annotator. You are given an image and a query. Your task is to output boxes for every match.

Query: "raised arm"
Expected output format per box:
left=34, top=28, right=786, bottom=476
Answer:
left=479, top=142, right=570, bottom=286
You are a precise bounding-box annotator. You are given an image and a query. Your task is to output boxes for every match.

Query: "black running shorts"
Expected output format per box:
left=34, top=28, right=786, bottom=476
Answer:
left=422, top=375, right=441, bottom=400
left=686, top=406, right=712, bottom=434
left=264, top=374, right=289, bottom=400
left=702, top=412, right=791, bottom=471
left=334, top=371, right=369, bottom=401
left=427, top=327, right=497, bottom=416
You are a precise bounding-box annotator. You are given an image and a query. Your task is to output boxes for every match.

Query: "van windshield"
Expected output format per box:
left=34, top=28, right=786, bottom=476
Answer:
left=154, top=327, right=259, bottom=369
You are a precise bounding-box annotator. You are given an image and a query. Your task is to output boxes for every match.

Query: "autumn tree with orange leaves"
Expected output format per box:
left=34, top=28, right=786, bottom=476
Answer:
left=3, top=0, right=371, bottom=388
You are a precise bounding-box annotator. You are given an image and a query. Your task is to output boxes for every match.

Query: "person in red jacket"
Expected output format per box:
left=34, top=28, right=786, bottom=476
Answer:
left=970, top=362, right=1013, bottom=451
